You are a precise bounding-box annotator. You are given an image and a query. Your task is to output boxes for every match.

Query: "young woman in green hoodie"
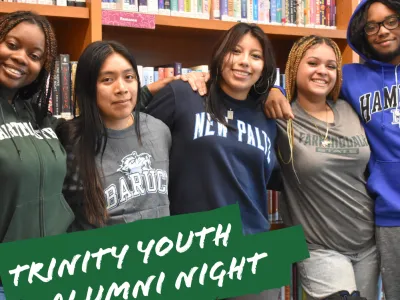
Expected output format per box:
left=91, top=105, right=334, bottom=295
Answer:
left=0, top=10, right=76, bottom=298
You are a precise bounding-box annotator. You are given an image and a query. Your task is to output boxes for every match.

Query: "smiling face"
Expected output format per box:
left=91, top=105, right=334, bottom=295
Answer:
left=0, top=21, right=45, bottom=100
left=219, top=33, right=264, bottom=100
left=365, top=2, right=400, bottom=64
left=96, top=52, right=138, bottom=129
left=296, top=43, right=338, bottom=101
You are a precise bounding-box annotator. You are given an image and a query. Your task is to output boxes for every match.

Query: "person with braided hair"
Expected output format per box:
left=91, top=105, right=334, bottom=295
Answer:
left=274, top=35, right=378, bottom=300
left=0, top=10, right=75, bottom=299
left=265, top=1, right=400, bottom=298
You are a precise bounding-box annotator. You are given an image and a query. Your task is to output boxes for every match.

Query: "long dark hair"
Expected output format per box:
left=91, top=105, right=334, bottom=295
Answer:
left=349, top=0, right=400, bottom=61
left=0, top=11, right=57, bottom=126
left=205, top=23, right=277, bottom=128
left=58, top=40, right=142, bottom=226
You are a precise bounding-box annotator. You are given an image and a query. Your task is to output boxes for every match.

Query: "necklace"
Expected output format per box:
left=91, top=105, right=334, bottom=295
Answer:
left=227, top=108, right=234, bottom=120
left=306, top=104, right=331, bottom=148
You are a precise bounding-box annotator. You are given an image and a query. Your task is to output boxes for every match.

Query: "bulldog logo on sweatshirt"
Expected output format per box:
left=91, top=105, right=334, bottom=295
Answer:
left=104, top=151, right=169, bottom=210
left=117, top=151, right=152, bottom=175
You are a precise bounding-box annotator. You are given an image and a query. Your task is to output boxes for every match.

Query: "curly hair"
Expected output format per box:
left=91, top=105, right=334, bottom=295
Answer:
left=0, top=11, right=58, bottom=126
left=349, top=0, right=400, bottom=60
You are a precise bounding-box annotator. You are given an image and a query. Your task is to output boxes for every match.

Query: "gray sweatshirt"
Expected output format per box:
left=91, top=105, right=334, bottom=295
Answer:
left=64, top=112, right=171, bottom=230
left=276, top=99, right=374, bottom=254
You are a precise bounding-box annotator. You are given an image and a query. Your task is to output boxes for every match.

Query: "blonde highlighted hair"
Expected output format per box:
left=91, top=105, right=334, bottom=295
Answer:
left=280, top=35, right=343, bottom=176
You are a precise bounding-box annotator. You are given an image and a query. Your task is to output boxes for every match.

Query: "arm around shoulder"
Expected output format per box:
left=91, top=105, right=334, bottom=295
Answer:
left=145, top=82, right=176, bottom=130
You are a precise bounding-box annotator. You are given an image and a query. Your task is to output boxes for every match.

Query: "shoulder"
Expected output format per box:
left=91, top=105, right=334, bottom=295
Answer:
left=333, top=98, right=356, bottom=112
left=169, top=79, right=194, bottom=93
left=140, top=112, right=169, bottom=130
left=332, top=98, right=360, bottom=121
left=139, top=112, right=171, bottom=138
left=342, top=63, right=374, bottom=80
left=167, top=80, right=203, bottom=103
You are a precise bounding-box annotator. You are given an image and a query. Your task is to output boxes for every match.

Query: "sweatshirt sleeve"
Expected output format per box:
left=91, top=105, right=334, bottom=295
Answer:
left=339, top=65, right=351, bottom=102
left=144, top=84, right=176, bottom=130
left=139, top=85, right=153, bottom=110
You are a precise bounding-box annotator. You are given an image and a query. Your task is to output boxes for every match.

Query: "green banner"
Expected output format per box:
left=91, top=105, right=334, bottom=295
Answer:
left=0, top=204, right=309, bottom=299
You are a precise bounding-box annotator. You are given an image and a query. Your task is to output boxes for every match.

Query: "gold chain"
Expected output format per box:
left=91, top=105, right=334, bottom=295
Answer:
left=305, top=104, right=331, bottom=148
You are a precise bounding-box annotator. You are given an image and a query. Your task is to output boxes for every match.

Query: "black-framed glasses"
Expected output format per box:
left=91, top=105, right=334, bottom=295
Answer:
left=364, top=16, right=400, bottom=36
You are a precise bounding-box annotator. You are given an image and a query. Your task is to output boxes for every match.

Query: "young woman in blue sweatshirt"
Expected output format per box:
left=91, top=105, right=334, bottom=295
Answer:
left=146, top=23, right=278, bottom=237
left=265, top=1, right=400, bottom=299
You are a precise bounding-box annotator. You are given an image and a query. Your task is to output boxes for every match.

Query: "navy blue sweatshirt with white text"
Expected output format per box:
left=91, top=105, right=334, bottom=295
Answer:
left=146, top=81, right=277, bottom=234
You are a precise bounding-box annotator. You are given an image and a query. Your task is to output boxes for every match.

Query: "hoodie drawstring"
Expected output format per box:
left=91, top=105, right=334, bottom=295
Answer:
left=0, top=103, right=22, bottom=160
left=23, top=102, right=57, bottom=160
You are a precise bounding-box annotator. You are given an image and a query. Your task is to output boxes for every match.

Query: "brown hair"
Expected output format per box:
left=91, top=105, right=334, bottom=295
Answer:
left=206, top=22, right=277, bottom=128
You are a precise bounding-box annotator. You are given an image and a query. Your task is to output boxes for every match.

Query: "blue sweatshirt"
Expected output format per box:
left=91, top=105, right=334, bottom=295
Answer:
left=145, top=81, right=277, bottom=235
left=341, top=0, right=400, bottom=227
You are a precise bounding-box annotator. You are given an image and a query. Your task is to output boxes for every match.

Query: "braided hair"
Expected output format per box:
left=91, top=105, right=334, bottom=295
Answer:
left=280, top=35, right=342, bottom=167
left=0, top=11, right=58, bottom=126
left=349, top=0, right=400, bottom=61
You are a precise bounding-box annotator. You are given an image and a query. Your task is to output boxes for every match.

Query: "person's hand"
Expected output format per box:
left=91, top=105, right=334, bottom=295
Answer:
left=264, top=88, right=294, bottom=120
left=181, top=72, right=209, bottom=96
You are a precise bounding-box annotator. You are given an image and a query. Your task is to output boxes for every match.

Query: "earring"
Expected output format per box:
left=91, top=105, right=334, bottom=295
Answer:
left=253, top=76, right=270, bottom=94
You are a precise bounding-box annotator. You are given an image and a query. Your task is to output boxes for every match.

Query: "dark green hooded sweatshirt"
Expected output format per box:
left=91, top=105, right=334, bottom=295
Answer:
left=0, top=96, right=74, bottom=243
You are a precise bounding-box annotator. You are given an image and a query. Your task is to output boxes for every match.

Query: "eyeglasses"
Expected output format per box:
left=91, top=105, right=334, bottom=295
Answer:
left=364, top=16, right=400, bottom=36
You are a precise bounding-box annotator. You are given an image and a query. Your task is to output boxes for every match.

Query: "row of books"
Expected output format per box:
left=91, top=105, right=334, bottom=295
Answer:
left=49, top=54, right=77, bottom=118
left=0, top=0, right=86, bottom=6
left=137, top=63, right=288, bottom=89
left=102, top=0, right=337, bottom=28
left=137, top=63, right=208, bottom=87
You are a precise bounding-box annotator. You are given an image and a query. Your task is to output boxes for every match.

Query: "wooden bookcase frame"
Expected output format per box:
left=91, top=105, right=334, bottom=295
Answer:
left=1, top=0, right=359, bottom=67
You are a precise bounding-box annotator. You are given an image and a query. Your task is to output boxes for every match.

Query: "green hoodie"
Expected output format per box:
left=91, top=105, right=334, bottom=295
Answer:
left=0, top=97, right=74, bottom=243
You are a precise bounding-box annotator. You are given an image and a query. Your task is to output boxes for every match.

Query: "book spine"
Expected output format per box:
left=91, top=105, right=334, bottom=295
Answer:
left=258, top=0, right=265, bottom=23
left=211, top=0, right=220, bottom=19
left=241, top=0, right=246, bottom=20
left=276, top=0, right=281, bottom=23
left=52, top=60, right=61, bottom=116
left=75, top=0, right=86, bottom=6
left=270, top=0, right=276, bottom=23
left=139, top=0, right=148, bottom=12
left=315, top=0, right=320, bottom=26
left=59, top=54, right=71, bottom=117
left=310, top=0, right=315, bottom=27
left=281, top=0, right=286, bottom=24
left=170, top=0, right=179, bottom=14
left=252, top=0, right=258, bottom=22
left=247, top=0, right=253, bottom=22
left=70, top=61, right=78, bottom=115
left=220, top=0, right=229, bottom=20
left=173, top=62, right=182, bottom=75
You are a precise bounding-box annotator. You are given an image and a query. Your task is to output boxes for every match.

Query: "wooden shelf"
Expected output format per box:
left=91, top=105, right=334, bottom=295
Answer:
left=154, top=15, right=347, bottom=39
left=0, top=2, right=89, bottom=19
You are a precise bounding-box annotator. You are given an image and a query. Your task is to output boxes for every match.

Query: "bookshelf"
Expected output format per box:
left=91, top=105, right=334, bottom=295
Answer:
left=0, top=0, right=101, bottom=61
left=0, top=0, right=359, bottom=68
left=101, top=0, right=360, bottom=70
